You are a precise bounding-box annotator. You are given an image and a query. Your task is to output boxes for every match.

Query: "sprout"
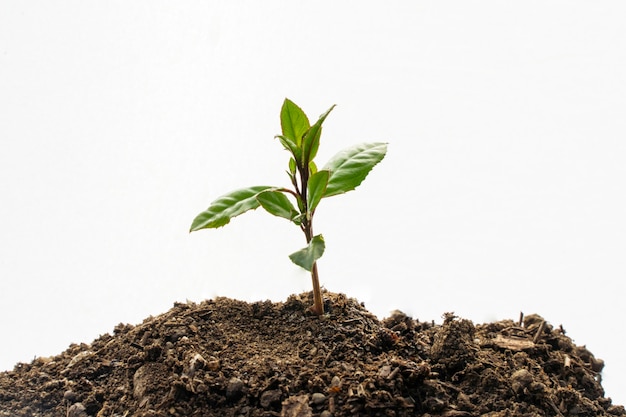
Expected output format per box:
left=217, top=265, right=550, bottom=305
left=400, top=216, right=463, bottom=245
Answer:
left=191, top=99, right=387, bottom=315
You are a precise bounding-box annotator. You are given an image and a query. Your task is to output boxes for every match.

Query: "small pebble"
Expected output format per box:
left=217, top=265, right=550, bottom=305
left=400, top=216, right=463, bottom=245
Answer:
left=260, top=389, right=282, bottom=408
left=510, top=369, right=533, bottom=394
left=312, top=392, right=326, bottom=405
left=63, top=390, right=78, bottom=403
left=226, top=377, right=244, bottom=401
left=206, top=356, right=221, bottom=371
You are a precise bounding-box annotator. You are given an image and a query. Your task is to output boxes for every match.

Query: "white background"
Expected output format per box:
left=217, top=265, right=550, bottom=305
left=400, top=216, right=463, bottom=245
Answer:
left=1, top=1, right=624, bottom=405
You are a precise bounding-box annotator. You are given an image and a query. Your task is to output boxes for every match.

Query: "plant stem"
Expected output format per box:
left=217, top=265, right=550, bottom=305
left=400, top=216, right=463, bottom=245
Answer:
left=302, top=219, right=324, bottom=315
left=297, top=164, right=324, bottom=315
left=310, top=262, right=324, bottom=315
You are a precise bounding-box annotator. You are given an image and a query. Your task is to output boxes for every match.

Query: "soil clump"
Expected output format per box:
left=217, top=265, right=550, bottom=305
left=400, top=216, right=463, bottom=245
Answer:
left=0, top=291, right=623, bottom=417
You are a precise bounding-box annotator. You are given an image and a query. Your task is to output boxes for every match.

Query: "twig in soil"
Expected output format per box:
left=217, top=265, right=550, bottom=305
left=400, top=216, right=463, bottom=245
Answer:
left=387, top=367, right=400, bottom=380
left=547, top=398, right=565, bottom=417
left=518, top=311, right=524, bottom=327
left=532, top=320, right=547, bottom=344
left=499, top=325, right=528, bottom=337
left=564, top=354, right=572, bottom=368
left=438, top=380, right=462, bottom=393
left=323, top=347, right=336, bottom=366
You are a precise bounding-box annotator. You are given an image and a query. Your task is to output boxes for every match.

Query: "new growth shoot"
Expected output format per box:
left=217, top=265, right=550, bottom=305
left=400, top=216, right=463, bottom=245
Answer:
left=190, top=99, right=387, bottom=315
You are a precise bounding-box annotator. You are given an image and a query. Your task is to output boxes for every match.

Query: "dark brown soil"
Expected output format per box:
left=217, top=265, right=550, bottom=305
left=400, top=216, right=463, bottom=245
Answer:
left=0, top=291, right=623, bottom=417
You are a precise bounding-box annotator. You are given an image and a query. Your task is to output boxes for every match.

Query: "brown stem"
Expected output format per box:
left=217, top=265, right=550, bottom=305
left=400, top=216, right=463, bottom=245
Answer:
left=309, top=262, right=324, bottom=315
left=297, top=163, right=324, bottom=315
left=303, top=220, right=324, bottom=315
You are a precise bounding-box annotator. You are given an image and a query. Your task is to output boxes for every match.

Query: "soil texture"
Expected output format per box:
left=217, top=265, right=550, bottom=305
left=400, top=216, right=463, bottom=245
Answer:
left=0, top=291, right=623, bottom=417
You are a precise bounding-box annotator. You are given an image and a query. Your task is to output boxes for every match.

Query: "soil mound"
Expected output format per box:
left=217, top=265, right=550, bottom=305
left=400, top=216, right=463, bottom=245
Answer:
left=0, top=291, right=623, bottom=417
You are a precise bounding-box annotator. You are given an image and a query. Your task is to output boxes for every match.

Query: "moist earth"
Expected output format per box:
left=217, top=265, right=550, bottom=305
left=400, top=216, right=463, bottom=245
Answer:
left=0, top=291, right=623, bottom=417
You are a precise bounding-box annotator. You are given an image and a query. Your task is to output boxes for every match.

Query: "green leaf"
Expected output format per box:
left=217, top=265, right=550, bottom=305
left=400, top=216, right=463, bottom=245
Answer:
left=302, top=104, right=335, bottom=166
left=302, top=127, right=321, bottom=167
left=288, top=157, right=297, bottom=175
left=307, top=170, right=329, bottom=213
left=257, top=190, right=299, bottom=221
left=190, top=186, right=275, bottom=231
left=291, top=213, right=305, bottom=226
left=322, top=142, right=387, bottom=198
left=280, top=99, right=310, bottom=146
left=289, top=235, right=325, bottom=271
left=276, top=134, right=302, bottom=164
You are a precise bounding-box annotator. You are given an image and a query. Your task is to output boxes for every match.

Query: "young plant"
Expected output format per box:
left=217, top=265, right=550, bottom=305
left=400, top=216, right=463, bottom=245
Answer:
left=190, top=99, right=387, bottom=315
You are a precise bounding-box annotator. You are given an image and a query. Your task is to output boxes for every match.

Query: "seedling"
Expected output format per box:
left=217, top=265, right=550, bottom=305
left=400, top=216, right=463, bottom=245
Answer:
left=190, top=99, right=387, bottom=315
